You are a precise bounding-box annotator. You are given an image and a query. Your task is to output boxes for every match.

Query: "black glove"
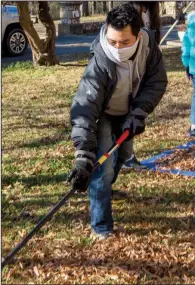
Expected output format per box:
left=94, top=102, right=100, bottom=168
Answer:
left=123, top=115, right=145, bottom=140
left=67, top=155, right=94, bottom=192
left=186, top=67, right=193, bottom=81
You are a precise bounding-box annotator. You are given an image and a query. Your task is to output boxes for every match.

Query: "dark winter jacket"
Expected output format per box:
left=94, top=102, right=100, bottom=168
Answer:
left=70, top=28, right=168, bottom=155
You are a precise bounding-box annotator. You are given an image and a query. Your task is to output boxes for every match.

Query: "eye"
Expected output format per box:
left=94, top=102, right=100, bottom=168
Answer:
left=108, top=39, right=116, bottom=45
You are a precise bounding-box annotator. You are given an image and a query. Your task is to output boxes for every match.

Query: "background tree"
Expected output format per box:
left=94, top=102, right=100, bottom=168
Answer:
left=109, top=1, right=113, bottom=11
left=16, top=1, right=58, bottom=66
left=82, top=1, right=89, bottom=17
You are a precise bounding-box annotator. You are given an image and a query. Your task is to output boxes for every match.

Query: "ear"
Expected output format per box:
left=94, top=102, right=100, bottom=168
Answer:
left=138, top=32, right=142, bottom=40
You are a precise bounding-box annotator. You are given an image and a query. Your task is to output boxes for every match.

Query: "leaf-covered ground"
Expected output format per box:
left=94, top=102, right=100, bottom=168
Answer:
left=155, top=147, right=195, bottom=171
left=2, top=48, right=195, bottom=284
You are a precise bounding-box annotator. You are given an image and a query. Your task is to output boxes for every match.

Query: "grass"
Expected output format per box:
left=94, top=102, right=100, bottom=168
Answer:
left=80, top=14, right=106, bottom=23
left=54, top=14, right=106, bottom=25
left=2, top=47, right=195, bottom=284
left=3, top=61, right=33, bottom=71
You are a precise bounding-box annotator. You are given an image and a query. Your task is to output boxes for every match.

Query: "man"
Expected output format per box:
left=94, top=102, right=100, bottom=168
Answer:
left=68, top=4, right=167, bottom=239
left=123, top=1, right=161, bottom=169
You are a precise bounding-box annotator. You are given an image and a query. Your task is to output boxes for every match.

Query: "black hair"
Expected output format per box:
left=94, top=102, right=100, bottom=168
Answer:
left=106, top=4, right=141, bottom=37
left=138, top=1, right=150, bottom=10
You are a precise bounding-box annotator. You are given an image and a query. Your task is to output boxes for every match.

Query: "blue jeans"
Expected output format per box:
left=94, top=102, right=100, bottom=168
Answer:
left=191, top=77, right=195, bottom=125
left=89, top=114, right=133, bottom=234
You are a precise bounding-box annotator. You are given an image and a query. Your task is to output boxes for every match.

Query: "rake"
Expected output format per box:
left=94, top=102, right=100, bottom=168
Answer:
left=2, top=129, right=129, bottom=269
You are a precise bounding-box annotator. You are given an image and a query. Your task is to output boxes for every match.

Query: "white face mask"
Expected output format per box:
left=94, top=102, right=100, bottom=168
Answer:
left=107, top=38, right=139, bottom=62
left=142, top=9, right=150, bottom=28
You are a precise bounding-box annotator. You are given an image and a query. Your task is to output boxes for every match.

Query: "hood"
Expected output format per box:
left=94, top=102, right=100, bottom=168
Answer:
left=186, top=11, right=195, bottom=45
left=90, top=25, right=151, bottom=82
left=187, top=11, right=195, bottom=26
left=91, top=24, right=151, bottom=64
left=99, top=24, right=144, bottom=68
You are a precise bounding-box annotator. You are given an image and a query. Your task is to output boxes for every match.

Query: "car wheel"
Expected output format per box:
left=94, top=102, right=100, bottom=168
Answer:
left=5, top=28, right=28, bottom=56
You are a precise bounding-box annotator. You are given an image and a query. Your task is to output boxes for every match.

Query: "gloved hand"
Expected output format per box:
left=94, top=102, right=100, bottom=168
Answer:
left=122, top=115, right=145, bottom=140
left=67, top=157, right=93, bottom=192
left=186, top=67, right=193, bottom=81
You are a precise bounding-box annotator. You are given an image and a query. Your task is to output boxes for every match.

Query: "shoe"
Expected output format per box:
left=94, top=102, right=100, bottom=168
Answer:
left=122, top=154, right=146, bottom=170
left=90, top=230, right=114, bottom=241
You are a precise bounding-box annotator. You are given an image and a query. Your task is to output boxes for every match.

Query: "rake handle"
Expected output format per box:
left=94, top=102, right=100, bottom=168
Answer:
left=2, top=187, right=76, bottom=269
left=2, top=129, right=129, bottom=269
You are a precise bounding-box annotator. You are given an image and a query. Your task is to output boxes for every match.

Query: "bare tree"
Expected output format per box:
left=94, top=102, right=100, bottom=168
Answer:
left=16, top=1, right=58, bottom=66
left=109, top=1, right=113, bottom=11
left=102, top=2, right=107, bottom=14
left=82, top=1, right=89, bottom=17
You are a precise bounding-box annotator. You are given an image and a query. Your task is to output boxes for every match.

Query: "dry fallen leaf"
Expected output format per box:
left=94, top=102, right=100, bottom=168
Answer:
left=33, top=266, right=39, bottom=277
left=155, top=147, right=195, bottom=171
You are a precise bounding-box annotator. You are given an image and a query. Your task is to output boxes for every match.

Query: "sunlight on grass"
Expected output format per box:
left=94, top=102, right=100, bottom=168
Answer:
left=2, top=61, right=33, bottom=72
left=80, top=14, right=106, bottom=23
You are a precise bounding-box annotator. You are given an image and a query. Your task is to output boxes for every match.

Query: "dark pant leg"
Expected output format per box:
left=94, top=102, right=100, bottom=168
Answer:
left=89, top=115, right=115, bottom=234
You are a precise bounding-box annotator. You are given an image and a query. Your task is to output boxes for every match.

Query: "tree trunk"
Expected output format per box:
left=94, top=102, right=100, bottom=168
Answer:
left=102, top=2, right=107, bottom=14
left=109, top=1, right=113, bottom=11
left=16, top=1, right=58, bottom=66
left=92, top=2, right=95, bottom=15
left=38, top=2, right=58, bottom=65
left=82, top=1, right=89, bottom=17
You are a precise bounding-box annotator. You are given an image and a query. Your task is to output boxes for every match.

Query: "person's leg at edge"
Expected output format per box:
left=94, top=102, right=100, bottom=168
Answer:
left=190, top=77, right=195, bottom=135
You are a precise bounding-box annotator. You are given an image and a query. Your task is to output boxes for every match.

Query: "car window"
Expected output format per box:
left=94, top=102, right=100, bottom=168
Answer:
left=2, top=5, right=18, bottom=16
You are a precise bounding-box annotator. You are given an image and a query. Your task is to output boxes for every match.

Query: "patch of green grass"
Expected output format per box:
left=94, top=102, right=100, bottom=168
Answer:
left=3, top=61, right=33, bottom=72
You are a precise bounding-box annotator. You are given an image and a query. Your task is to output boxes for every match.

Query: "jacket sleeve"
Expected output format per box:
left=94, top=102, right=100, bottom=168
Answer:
left=70, top=56, right=108, bottom=155
left=181, top=29, right=190, bottom=68
left=128, top=41, right=168, bottom=121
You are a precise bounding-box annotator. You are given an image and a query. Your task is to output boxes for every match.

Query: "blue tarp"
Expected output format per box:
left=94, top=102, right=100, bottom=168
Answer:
left=123, top=141, right=195, bottom=177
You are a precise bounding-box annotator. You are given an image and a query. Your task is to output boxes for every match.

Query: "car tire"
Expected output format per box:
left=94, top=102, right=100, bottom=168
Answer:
left=4, top=28, right=28, bottom=56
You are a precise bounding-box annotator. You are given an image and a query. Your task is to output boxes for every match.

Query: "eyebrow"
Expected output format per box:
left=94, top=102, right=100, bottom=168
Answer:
left=107, top=38, right=131, bottom=43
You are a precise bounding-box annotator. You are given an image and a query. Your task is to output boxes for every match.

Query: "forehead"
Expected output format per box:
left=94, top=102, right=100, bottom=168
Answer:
left=106, top=25, right=135, bottom=41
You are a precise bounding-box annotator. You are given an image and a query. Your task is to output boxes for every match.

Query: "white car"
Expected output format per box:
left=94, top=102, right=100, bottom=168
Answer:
left=2, top=5, right=28, bottom=56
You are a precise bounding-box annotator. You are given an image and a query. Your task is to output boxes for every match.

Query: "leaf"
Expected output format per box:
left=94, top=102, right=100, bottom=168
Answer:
left=33, top=266, right=39, bottom=277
